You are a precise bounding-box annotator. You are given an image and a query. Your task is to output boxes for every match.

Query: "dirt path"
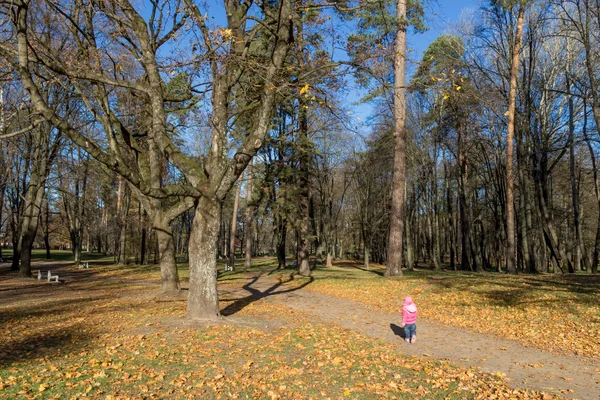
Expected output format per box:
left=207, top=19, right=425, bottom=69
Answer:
left=227, top=272, right=599, bottom=400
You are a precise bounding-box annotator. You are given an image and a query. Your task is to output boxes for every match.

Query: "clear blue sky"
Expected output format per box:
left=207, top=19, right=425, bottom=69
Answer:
left=411, top=0, right=479, bottom=56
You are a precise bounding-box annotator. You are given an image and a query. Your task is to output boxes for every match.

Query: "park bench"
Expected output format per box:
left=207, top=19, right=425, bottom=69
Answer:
left=79, top=261, right=90, bottom=269
left=37, top=270, right=59, bottom=283
left=224, top=263, right=234, bottom=272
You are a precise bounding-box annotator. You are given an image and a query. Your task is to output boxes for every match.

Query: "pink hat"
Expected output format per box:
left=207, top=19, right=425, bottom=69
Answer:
left=403, top=296, right=417, bottom=313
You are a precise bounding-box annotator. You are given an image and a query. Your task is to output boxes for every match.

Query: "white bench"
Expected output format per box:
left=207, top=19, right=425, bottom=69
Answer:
left=224, top=263, right=234, bottom=272
left=37, top=270, right=59, bottom=282
left=78, top=261, right=90, bottom=269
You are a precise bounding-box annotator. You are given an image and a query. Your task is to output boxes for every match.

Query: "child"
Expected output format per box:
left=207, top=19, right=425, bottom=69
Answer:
left=401, top=296, right=417, bottom=343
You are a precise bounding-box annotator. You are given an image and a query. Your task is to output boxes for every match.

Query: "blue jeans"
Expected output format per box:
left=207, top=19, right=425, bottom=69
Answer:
left=404, top=323, right=416, bottom=339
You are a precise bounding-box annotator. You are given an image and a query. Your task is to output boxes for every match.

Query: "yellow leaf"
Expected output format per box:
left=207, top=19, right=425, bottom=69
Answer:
left=39, top=383, right=48, bottom=392
left=299, top=84, right=309, bottom=95
left=443, top=93, right=450, bottom=100
left=504, top=111, right=510, bottom=116
left=455, top=85, right=462, bottom=91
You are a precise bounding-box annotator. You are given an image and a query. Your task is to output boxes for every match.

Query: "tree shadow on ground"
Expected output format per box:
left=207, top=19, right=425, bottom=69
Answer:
left=426, top=275, right=599, bottom=309
left=220, top=272, right=314, bottom=316
left=0, top=296, right=112, bottom=329
left=390, top=323, right=406, bottom=339
left=0, top=324, right=93, bottom=368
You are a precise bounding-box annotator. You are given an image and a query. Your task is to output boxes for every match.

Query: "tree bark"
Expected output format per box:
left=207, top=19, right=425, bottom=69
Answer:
left=117, top=177, right=130, bottom=265
left=43, top=198, right=51, bottom=259
left=458, top=123, right=472, bottom=271
left=385, top=0, right=407, bottom=277
left=229, top=182, right=241, bottom=269
left=187, top=197, right=221, bottom=319
left=244, top=160, right=254, bottom=270
left=156, top=224, right=180, bottom=293
left=505, top=3, right=525, bottom=274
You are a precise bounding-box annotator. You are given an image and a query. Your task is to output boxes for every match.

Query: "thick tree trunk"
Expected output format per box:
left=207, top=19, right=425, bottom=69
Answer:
left=157, top=228, right=179, bottom=293
left=73, top=238, right=82, bottom=265
left=385, top=0, right=407, bottom=277
left=187, top=197, right=221, bottom=320
left=505, top=4, right=525, bottom=274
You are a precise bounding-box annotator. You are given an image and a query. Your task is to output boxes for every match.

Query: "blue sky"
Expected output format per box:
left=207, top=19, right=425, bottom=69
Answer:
left=413, top=0, right=479, bottom=55
left=350, top=0, right=480, bottom=124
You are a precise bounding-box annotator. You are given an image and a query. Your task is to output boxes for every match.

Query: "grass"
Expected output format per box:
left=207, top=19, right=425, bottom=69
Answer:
left=0, top=254, right=560, bottom=399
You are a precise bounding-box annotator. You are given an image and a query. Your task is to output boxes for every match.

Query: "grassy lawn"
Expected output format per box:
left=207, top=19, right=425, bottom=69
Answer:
left=0, top=249, right=114, bottom=264
left=0, top=256, right=559, bottom=399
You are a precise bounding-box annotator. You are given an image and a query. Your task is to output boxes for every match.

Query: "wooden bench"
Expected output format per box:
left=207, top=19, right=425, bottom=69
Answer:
left=37, top=270, right=59, bottom=282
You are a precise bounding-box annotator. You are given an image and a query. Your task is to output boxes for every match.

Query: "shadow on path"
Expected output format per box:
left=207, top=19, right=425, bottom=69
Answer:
left=220, top=271, right=314, bottom=316
left=390, top=323, right=406, bottom=339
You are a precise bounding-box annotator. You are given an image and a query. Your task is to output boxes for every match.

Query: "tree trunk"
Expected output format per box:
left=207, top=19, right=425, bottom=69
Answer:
left=385, top=0, right=407, bottom=277
left=18, top=182, right=46, bottom=277
left=117, top=177, right=130, bottom=265
left=297, top=83, right=311, bottom=277
left=229, top=182, right=241, bottom=269
left=276, top=216, right=287, bottom=269
left=140, top=227, right=147, bottom=265
left=405, top=209, right=415, bottom=271
left=156, top=225, right=180, bottom=293
left=458, top=123, right=472, bottom=271
left=244, top=160, right=254, bottom=270
left=567, top=75, right=589, bottom=272
left=444, top=158, right=456, bottom=271
left=326, top=249, right=333, bottom=267
left=187, top=197, right=221, bottom=320
left=505, top=3, right=525, bottom=274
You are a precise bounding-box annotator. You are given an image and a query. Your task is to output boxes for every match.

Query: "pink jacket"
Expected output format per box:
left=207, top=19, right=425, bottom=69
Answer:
left=402, top=296, right=417, bottom=325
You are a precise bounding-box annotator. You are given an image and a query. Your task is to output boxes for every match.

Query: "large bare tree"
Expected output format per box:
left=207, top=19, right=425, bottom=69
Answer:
left=1, top=0, right=293, bottom=319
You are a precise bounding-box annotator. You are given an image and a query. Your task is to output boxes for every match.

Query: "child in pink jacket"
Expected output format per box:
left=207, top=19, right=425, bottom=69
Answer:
left=401, top=296, right=417, bottom=343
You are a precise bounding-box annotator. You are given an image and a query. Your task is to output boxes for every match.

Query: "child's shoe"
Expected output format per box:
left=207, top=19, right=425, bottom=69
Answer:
left=410, top=335, right=416, bottom=343
left=405, top=338, right=410, bottom=343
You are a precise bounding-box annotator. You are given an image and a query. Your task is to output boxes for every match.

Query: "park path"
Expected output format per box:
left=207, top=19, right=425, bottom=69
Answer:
left=226, top=271, right=599, bottom=400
